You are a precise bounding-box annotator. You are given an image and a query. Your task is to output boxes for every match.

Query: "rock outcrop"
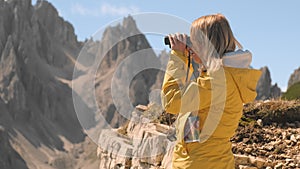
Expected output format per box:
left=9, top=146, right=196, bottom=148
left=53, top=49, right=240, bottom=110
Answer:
left=0, top=0, right=94, bottom=168
left=73, top=15, right=161, bottom=128
left=256, top=67, right=281, bottom=100
left=97, top=103, right=175, bottom=169
left=0, top=100, right=28, bottom=169
left=288, top=67, right=300, bottom=88
left=0, top=1, right=164, bottom=167
left=97, top=100, right=300, bottom=169
left=0, top=0, right=166, bottom=168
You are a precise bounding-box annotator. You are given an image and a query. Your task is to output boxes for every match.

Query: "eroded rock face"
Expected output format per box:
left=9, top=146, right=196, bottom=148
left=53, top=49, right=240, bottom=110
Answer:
left=256, top=67, right=271, bottom=100
left=0, top=0, right=85, bottom=131
left=288, top=67, right=300, bottom=88
left=97, top=105, right=175, bottom=169
left=0, top=0, right=88, bottom=168
left=256, top=66, right=281, bottom=100
left=75, top=15, right=161, bottom=128
left=0, top=1, right=165, bottom=167
left=0, top=99, right=28, bottom=169
left=270, top=83, right=281, bottom=99
left=98, top=101, right=300, bottom=169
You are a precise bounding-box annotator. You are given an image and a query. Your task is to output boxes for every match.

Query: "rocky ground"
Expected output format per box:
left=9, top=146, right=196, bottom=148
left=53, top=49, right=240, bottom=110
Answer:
left=232, top=100, right=300, bottom=169
left=96, top=100, right=300, bottom=169
left=232, top=125, right=300, bottom=169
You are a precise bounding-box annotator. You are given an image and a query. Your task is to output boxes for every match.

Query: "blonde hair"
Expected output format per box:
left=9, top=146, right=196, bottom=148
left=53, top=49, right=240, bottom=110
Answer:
left=190, top=13, right=242, bottom=73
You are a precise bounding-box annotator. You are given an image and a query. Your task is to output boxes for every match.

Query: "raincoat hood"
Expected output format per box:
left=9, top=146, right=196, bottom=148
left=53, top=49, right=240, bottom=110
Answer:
left=221, top=49, right=261, bottom=103
left=222, top=49, right=252, bottom=68
left=225, top=66, right=262, bottom=103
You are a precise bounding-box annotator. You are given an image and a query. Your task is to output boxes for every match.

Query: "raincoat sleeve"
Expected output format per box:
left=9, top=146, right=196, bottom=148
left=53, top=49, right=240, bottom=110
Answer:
left=161, top=50, right=211, bottom=114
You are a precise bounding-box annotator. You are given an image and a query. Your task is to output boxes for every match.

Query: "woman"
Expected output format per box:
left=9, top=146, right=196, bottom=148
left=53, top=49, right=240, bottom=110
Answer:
left=161, top=14, right=261, bottom=168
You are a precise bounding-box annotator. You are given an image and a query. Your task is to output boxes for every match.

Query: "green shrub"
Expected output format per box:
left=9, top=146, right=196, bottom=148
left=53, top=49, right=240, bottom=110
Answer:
left=282, top=82, right=300, bottom=100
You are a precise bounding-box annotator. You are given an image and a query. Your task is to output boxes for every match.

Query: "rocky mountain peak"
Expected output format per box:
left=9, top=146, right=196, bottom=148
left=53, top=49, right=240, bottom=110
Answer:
left=122, top=15, right=140, bottom=35
left=256, top=66, right=281, bottom=100
left=0, top=1, right=87, bottom=168
left=102, top=15, right=141, bottom=44
left=34, top=0, right=79, bottom=47
left=288, top=67, right=300, bottom=88
left=256, top=67, right=271, bottom=100
left=35, top=0, right=59, bottom=18
left=75, top=16, right=159, bottom=128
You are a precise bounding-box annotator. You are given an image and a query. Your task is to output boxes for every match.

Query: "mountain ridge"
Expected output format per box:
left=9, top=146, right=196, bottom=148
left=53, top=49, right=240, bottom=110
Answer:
left=0, top=0, right=91, bottom=168
left=0, top=1, right=298, bottom=168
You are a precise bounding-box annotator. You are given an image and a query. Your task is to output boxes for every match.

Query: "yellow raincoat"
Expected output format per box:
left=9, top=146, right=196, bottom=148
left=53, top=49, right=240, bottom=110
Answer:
left=161, top=50, right=261, bottom=169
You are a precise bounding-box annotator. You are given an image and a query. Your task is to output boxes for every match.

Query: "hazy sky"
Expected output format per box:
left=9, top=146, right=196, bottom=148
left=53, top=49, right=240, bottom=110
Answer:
left=33, top=0, right=300, bottom=91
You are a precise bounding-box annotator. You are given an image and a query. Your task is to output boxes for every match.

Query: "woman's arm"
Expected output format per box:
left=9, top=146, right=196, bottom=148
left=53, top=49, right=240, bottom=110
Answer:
left=161, top=34, right=212, bottom=114
left=161, top=50, right=210, bottom=114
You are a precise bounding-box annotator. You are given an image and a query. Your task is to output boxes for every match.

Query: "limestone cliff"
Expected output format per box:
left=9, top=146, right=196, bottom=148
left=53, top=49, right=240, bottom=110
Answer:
left=73, top=15, right=161, bottom=128
left=288, top=67, right=300, bottom=88
left=0, top=0, right=92, bottom=168
left=256, top=66, right=281, bottom=100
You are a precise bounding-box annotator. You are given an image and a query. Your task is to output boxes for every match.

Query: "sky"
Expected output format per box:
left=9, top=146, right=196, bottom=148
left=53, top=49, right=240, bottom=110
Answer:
left=32, top=0, right=300, bottom=91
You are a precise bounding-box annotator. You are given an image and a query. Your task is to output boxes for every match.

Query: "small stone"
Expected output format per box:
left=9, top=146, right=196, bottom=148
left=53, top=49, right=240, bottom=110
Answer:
left=290, top=149, right=299, bottom=155
left=285, top=158, right=294, bottom=163
left=135, top=104, right=149, bottom=111
left=288, top=163, right=296, bottom=168
left=249, top=156, right=256, bottom=165
left=245, top=148, right=253, bottom=154
left=279, top=154, right=291, bottom=159
left=296, top=134, right=300, bottom=141
left=264, top=145, right=274, bottom=151
left=282, top=131, right=287, bottom=140
left=234, top=154, right=250, bottom=165
left=248, top=156, right=265, bottom=169
left=257, top=119, right=263, bottom=127
left=274, top=162, right=283, bottom=169
left=284, top=140, right=292, bottom=145
left=239, top=165, right=258, bottom=169
left=290, top=135, right=297, bottom=143
left=295, top=155, right=300, bottom=165
left=259, top=150, right=267, bottom=156
left=256, top=158, right=266, bottom=169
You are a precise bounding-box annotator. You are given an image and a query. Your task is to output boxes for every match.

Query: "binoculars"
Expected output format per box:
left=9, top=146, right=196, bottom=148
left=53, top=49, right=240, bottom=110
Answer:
left=164, top=36, right=192, bottom=48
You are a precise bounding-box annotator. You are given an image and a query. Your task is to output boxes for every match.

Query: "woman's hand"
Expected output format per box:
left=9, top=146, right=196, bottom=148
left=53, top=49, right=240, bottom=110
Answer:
left=168, top=33, right=203, bottom=64
left=168, top=33, right=188, bottom=54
